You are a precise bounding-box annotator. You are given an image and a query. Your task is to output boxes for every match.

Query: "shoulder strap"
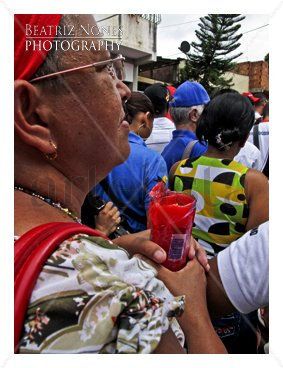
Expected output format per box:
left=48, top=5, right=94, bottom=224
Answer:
left=262, top=154, right=269, bottom=178
left=253, top=124, right=260, bottom=149
left=14, top=222, right=107, bottom=353
left=182, top=140, right=198, bottom=160
left=100, top=178, right=147, bottom=226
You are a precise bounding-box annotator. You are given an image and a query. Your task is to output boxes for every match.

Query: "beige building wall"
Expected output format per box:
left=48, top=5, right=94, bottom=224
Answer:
left=224, top=72, right=249, bottom=93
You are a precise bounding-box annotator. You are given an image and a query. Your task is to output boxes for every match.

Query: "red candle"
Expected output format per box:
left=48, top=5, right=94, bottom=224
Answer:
left=148, top=182, right=196, bottom=271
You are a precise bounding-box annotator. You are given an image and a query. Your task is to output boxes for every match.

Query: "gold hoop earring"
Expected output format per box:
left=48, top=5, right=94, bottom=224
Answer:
left=45, top=140, right=58, bottom=161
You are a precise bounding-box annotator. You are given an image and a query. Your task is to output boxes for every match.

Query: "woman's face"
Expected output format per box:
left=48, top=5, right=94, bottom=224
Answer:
left=35, top=15, right=131, bottom=188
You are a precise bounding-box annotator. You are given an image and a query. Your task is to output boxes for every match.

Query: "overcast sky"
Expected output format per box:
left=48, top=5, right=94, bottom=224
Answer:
left=157, top=14, right=269, bottom=62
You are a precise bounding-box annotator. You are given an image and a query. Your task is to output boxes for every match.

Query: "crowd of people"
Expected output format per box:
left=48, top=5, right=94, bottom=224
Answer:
left=14, top=14, right=269, bottom=354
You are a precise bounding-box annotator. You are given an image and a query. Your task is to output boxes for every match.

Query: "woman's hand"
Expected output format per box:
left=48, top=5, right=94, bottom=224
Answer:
left=95, top=201, right=121, bottom=236
left=135, top=256, right=227, bottom=353
left=136, top=256, right=208, bottom=320
left=188, top=237, right=210, bottom=272
left=113, top=231, right=210, bottom=272
left=113, top=231, right=167, bottom=263
left=159, top=259, right=207, bottom=307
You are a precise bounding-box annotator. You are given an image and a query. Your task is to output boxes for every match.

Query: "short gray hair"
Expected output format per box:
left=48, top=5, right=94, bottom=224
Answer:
left=170, top=105, right=204, bottom=126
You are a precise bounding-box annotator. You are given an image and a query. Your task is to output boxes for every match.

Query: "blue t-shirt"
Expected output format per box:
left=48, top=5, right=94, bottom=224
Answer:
left=94, top=132, right=168, bottom=233
left=161, top=130, right=207, bottom=172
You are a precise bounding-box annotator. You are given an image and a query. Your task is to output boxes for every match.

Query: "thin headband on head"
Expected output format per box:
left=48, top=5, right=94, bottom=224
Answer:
left=14, top=14, right=62, bottom=81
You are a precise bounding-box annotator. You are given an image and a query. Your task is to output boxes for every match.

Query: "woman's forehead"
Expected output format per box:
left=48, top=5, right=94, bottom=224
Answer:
left=58, top=39, right=111, bottom=69
left=60, top=14, right=111, bottom=65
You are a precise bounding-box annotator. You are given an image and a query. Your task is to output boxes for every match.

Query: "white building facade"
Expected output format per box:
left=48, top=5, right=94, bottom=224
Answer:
left=94, top=14, right=161, bottom=90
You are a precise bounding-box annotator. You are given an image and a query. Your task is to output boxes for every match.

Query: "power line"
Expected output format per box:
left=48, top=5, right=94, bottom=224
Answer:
left=158, top=19, right=199, bottom=29
left=242, top=24, right=269, bottom=34
left=159, top=19, right=268, bottom=34
left=161, top=23, right=269, bottom=57
left=240, top=23, right=269, bottom=61
left=167, top=52, right=183, bottom=56
left=160, top=21, right=269, bottom=61
left=96, top=14, right=119, bottom=23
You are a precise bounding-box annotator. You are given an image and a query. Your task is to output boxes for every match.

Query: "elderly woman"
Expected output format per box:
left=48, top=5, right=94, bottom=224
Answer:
left=14, top=14, right=224, bottom=354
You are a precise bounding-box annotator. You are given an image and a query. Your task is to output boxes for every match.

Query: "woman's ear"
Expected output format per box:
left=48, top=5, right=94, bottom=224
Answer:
left=144, top=111, right=153, bottom=130
left=14, top=80, right=56, bottom=155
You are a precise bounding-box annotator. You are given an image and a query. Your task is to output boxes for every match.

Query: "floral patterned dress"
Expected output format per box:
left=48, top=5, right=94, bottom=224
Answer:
left=19, top=234, right=185, bottom=353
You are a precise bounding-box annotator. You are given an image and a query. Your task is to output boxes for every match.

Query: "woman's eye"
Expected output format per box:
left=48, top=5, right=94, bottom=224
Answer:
left=95, top=63, right=110, bottom=73
left=105, top=63, right=115, bottom=75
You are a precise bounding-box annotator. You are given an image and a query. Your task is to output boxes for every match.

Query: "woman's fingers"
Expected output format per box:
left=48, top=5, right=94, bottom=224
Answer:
left=101, top=201, right=114, bottom=213
left=108, top=206, right=120, bottom=217
left=112, top=211, right=120, bottom=221
left=113, top=230, right=167, bottom=264
left=100, top=202, right=120, bottom=223
left=188, top=237, right=210, bottom=272
left=188, top=237, right=196, bottom=259
left=137, top=229, right=151, bottom=240
left=134, top=239, right=167, bottom=263
left=195, top=241, right=210, bottom=272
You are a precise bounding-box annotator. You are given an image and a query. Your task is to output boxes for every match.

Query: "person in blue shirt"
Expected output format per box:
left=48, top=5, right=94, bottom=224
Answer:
left=161, top=81, right=210, bottom=172
left=94, top=92, right=168, bottom=233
